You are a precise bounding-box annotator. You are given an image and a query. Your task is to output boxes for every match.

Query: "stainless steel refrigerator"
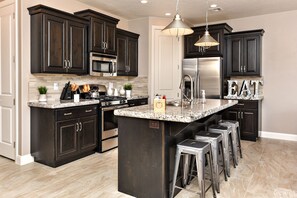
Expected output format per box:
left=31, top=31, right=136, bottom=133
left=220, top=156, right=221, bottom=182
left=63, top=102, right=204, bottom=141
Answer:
left=182, top=57, right=223, bottom=99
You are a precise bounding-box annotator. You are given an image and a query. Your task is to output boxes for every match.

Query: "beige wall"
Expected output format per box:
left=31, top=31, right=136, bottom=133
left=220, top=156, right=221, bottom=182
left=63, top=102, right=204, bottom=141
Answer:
left=19, top=0, right=130, bottom=156
left=211, top=11, right=297, bottom=135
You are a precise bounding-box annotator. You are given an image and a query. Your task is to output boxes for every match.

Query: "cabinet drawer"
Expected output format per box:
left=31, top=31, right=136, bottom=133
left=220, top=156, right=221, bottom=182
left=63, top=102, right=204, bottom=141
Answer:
left=57, top=105, right=98, bottom=121
left=237, top=100, right=258, bottom=109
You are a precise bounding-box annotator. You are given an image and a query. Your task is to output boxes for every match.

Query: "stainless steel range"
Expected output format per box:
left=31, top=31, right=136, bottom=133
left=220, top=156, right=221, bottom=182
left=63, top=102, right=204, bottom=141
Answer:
left=82, top=85, right=128, bottom=152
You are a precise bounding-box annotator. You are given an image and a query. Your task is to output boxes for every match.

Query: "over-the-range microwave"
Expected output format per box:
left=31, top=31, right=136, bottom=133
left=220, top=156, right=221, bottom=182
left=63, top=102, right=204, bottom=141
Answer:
left=89, top=52, right=117, bottom=77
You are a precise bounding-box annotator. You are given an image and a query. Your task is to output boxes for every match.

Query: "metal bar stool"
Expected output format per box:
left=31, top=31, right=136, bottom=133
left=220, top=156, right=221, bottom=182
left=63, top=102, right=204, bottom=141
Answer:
left=208, top=124, right=236, bottom=177
left=219, top=120, right=243, bottom=159
left=171, top=139, right=216, bottom=198
left=191, top=131, right=227, bottom=193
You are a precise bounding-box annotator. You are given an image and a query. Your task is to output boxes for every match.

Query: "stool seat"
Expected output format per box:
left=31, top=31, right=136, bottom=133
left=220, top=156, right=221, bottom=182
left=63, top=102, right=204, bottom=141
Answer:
left=178, top=139, right=209, bottom=150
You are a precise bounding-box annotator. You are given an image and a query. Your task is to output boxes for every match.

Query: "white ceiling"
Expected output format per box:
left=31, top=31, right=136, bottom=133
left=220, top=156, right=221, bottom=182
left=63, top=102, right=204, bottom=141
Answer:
left=76, top=0, right=297, bottom=25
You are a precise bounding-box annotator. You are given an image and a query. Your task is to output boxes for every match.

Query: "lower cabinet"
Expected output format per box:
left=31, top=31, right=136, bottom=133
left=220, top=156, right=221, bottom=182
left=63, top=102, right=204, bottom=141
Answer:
left=31, top=105, right=98, bottom=167
left=222, top=100, right=261, bottom=141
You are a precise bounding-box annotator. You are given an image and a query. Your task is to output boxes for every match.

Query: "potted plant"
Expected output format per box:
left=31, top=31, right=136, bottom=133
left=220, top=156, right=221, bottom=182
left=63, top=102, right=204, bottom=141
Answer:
left=38, top=86, right=48, bottom=102
left=124, top=83, right=132, bottom=98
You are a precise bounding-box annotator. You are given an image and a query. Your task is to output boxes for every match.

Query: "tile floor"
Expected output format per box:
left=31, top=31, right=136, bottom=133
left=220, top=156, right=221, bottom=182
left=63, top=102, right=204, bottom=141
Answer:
left=0, top=138, right=296, bottom=198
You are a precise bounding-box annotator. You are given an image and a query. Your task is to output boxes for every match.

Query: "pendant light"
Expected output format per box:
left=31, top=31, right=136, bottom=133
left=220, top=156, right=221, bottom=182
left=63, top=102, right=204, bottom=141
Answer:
left=194, top=1, right=219, bottom=48
left=162, top=0, right=193, bottom=37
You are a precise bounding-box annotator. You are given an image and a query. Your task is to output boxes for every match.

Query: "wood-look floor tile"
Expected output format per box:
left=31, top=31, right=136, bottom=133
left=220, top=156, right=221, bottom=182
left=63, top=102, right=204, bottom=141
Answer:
left=0, top=138, right=297, bottom=198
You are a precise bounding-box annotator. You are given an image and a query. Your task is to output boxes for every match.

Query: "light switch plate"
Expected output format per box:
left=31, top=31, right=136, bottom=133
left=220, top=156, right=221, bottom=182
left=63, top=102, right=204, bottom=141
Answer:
left=53, top=83, right=59, bottom=91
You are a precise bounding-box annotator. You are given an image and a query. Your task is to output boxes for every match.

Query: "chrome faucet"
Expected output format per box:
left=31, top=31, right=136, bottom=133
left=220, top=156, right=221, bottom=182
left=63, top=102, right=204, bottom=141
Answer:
left=179, top=74, right=194, bottom=107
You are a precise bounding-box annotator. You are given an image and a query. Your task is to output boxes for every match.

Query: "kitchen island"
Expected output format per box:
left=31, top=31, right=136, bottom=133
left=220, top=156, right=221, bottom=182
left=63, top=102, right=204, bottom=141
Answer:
left=114, top=99, right=238, bottom=198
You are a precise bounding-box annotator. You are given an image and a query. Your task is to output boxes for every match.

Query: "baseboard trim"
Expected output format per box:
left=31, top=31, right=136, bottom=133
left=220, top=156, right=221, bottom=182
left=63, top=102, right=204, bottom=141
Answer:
left=16, top=154, right=34, bottom=165
left=260, top=131, right=297, bottom=141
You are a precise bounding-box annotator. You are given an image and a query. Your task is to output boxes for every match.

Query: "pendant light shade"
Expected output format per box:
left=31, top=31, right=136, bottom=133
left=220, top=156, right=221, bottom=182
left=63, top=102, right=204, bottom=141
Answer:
left=194, top=2, right=219, bottom=48
left=162, top=14, right=193, bottom=36
left=162, top=0, right=193, bottom=37
left=194, top=30, right=219, bottom=47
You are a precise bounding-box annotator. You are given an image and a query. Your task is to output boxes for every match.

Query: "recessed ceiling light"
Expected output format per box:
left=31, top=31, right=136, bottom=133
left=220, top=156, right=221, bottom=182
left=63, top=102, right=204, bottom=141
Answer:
left=209, top=7, right=222, bottom=12
left=210, top=4, right=217, bottom=8
left=165, top=13, right=171, bottom=16
left=140, top=0, right=148, bottom=4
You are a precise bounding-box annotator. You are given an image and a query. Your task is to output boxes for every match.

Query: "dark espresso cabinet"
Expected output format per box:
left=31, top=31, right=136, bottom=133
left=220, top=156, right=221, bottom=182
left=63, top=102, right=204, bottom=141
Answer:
left=31, top=105, right=98, bottom=167
left=225, top=29, right=264, bottom=76
left=184, top=23, right=232, bottom=58
left=116, top=29, right=139, bottom=76
left=74, top=10, right=119, bottom=55
left=28, top=5, right=88, bottom=74
left=222, top=100, right=261, bottom=141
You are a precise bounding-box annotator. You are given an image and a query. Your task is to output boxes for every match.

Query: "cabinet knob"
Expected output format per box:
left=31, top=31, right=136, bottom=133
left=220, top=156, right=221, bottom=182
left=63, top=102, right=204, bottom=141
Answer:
left=85, top=109, right=92, bottom=113
left=64, top=112, right=72, bottom=116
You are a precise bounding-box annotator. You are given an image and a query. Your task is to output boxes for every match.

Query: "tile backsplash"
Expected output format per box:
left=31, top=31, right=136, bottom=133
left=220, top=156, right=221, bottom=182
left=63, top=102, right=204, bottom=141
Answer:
left=29, top=74, right=148, bottom=101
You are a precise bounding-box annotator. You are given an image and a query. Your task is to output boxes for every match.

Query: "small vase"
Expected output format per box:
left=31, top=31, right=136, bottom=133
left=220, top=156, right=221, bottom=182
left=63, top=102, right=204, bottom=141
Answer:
left=125, top=90, right=132, bottom=98
left=119, top=87, right=125, bottom=96
left=39, top=94, right=47, bottom=102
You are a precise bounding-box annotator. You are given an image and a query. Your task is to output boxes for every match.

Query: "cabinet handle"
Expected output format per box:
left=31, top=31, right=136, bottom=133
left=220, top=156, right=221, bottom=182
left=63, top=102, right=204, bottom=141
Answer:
left=76, top=123, right=79, bottom=132
left=64, top=112, right=72, bottom=116
left=64, top=60, right=67, bottom=69
left=238, top=112, right=240, bottom=119
left=105, top=42, right=108, bottom=49
left=101, top=42, right=105, bottom=49
left=241, top=112, right=243, bottom=119
left=237, top=103, right=244, bottom=106
left=243, top=65, right=246, bottom=72
left=85, top=109, right=92, bottom=113
left=79, top=122, right=82, bottom=131
left=68, top=60, right=71, bottom=68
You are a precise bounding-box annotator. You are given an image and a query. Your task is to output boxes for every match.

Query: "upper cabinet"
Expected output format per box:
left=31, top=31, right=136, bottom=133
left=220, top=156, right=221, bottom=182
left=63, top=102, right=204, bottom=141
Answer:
left=225, top=29, right=264, bottom=77
left=184, top=23, right=232, bottom=58
left=74, top=10, right=119, bottom=55
left=116, top=29, right=139, bottom=76
left=28, top=5, right=88, bottom=74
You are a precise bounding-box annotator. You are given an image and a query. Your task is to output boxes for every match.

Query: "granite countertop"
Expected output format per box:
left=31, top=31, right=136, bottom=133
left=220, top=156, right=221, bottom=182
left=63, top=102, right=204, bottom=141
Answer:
left=114, top=99, right=238, bottom=123
left=127, top=95, right=149, bottom=100
left=224, top=95, right=264, bottom=100
left=28, top=99, right=99, bottom=109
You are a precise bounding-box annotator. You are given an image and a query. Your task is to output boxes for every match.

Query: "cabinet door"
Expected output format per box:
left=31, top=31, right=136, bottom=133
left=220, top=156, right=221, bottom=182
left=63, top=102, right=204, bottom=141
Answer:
left=127, top=37, right=138, bottom=76
left=91, top=18, right=105, bottom=53
left=243, top=36, right=260, bottom=75
left=184, top=31, right=201, bottom=58
left=241, top=109, right=258, bottom=141
left=116, top=34, right=127, bottom=75
left=227, top=37, right=243, bottom=76
left=222, top=108, right=239, bottom=121
left=68, top=20, right=88, bottom=74
left=56, top=119, right=79, bottom=161
left=43, top=15, right=67, bottom=73
left=80, top=116, right=97, bottom=153
left=105, top=22, right=117, bottom=55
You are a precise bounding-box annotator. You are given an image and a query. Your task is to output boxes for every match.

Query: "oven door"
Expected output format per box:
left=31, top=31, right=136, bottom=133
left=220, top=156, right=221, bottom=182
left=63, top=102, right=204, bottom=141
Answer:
left=100, top=104, right=128, bottom=152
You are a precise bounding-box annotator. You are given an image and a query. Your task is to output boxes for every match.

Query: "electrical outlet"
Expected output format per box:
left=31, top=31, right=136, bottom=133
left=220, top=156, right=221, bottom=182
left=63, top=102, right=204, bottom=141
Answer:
left=53, top=82, right=59, bottom=91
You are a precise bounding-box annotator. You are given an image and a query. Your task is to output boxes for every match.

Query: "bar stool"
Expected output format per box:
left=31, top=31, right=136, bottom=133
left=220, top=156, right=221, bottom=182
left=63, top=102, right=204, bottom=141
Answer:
left=171, top=139, right=216, bottom=198
left=219, top=120, right=243, bottom=159
left=208, top=124, right=236, bottom=177
left=192, top=131, right=227, bottom=193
